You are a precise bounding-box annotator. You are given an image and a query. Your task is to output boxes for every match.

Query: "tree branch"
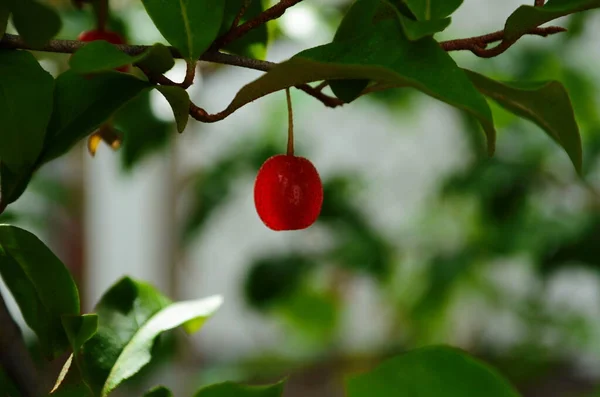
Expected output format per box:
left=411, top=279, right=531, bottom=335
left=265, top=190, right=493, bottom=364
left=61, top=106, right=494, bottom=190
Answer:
left=212, top=0, right=304, bottom=50
left=0, top=290, right=41, bottom=397
left=440, top=26, right=566, bottom=57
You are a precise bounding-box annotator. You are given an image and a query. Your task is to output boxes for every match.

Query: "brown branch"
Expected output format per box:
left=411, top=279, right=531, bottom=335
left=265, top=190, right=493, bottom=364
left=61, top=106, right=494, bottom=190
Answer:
left=535, top=0, right=545, bottom=6
left=440, top=26, right=566, bottom=57
left=230, top=0, right=253, bottom=32
left=212, top=0, right=304, bottom=50
left=0, top=34, right=275, bottom=73
left=0, top=290, right=42, bottom=397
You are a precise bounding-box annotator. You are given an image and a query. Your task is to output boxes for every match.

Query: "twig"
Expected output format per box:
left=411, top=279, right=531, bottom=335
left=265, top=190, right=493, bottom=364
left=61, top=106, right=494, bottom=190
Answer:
left=0, top=290, right=42, bottom=397
left=230, top=0, right=253, bottom=32
left=212, top=0, right=304, bottom=49
left=440, top=26, right=566, bottom=57
left=0, top=34, right=275, bottom=73
left=535, top=0, right=545, bottom=6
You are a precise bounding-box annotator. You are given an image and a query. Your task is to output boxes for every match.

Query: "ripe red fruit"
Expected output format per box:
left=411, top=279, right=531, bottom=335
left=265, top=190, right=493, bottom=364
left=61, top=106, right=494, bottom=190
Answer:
left=78, top=30, right=128, bottom=72
left=254, top=155, right=323, bottom=231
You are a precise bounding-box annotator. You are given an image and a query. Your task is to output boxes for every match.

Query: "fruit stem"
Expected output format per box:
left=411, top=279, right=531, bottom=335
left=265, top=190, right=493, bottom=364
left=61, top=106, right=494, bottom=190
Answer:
left=286, top=88, right=294, bottom=156
left=95, top=0, right=108, bottom=32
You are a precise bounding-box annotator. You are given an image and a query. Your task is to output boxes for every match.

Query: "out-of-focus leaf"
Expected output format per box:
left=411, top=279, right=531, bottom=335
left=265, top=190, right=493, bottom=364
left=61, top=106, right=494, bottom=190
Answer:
left=145, top=386, right=173, bottom=397
left=0, top=225, right=79, bottom=359
left=467, top=70, right=582, bottom=174
left=113, top=91, right=170, bottom=170
left=42, top=71, right=150, bottom=164
left=244, top=256, right=313, bottom=310
left=155, top=86, right=190, bottom=133
left=193, top=380, right=285, bottom=397
left=346, top=346, right=520, bottom=397
left=0, top=49, right=54, bottom=171
left=0, top=3, right=9, bottom=37
left=504, top=0, right=600, bottom=42
left=70, top=42, right=175, bottom=75
left=276, top=289, right=338, bottom=341
left=141, top=0, right=225, bottom=61
left=9, top=0, right=61, bottom=47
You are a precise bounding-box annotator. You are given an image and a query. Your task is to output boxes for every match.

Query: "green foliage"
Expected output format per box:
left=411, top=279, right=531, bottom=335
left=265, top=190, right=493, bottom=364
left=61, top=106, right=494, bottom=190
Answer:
left=467, top=70, right=582, bottom=174
left=0, top=50, right=54, bottom=171
left=61, top=314, right=99, bottom=354
left=69, top=42, right=175, bottom=75
left=403, top=0, right=464, bottom=20
left=155, top=86, right=191, bottom=133
left=0, top=225, right=79, bottom=359
left=193, top=380, right=285, bottom=397
left=505, top=0, right=600, bottom=41
left=8, top=0, right=61, bottom=47
left=144, top=386, right=174, bottom=397
left=346, top=346, right=520, bottom=397
left=52, top=277, right=222, bottom=396
left=42, top=71, right=151, bottom=164
left=112, top=91, right=171, bottom=170
left=141, top=0, right=226, bottom=61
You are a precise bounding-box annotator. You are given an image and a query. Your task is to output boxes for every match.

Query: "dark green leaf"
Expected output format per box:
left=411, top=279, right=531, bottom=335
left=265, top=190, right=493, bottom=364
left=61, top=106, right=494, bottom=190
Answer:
left=77, top=277, right=222, bottom=397
left=113, top=91, right=171, bottom=170
left=9, top=0, right=61, bottom=47
left=70, top=42, right=175, bottom=75
left=141, top=0, right=226, bottom=61
left=221, top=0, right=269, bottom=58
left=61, top=314, right=98, bottom=354
left=384, top=1, right=451, bottom=39
left=0, top=225, right=79, bottom=359
left=244, top=256, right=313, bottom=309
left=403, top=0, right=464, bottom=20
left=218, top=19, right=496, bottom=154
left=0, top=49, right=54, bottom=171
left=0, top=3, right=9, bottom=37
left=145, top=386, right=173, bottom=397
left=42, top=71, right=151, bottom=164
left=346, top=346, right=520, bottom=397
left=0, top=368, right=21, bottom=397
left=155, top=86, right=190, bottom=133
left=136, top=43, right=176, bottom=75
left=504, top=0, right=600, bottom=42
left=466, top=70, right=582, bottom=174
left=193, top=381, right=285, bottom=397
left=0, top=163, right=34, bottom=209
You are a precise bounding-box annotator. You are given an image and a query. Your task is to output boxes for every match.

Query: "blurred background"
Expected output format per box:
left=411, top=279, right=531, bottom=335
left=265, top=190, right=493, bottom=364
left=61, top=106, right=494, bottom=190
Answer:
left=2, top=0, right=600, bottom=396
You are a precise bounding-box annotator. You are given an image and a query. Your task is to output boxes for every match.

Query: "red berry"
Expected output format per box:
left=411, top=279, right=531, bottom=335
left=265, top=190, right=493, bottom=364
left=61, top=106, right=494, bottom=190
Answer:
left=254, top=155, right=323, bottom=231
left=78, top=30, right=128, bottom=72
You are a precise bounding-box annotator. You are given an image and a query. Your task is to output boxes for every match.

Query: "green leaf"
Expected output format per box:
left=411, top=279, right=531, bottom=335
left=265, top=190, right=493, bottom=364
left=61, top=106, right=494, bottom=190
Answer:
left=329, top=0, right=453, bottom=104
left=113, top=91, right=171, bottom=170
left=505, top=0, right=600, bottom=42
left=141, top=0, right=226, bottom=61
left=346, top=346, right=520, bottom=397
left=144, top=386, right=173, bottom=397
left=403, top=0, right=464, bottom=20
left=0, top=3, right=9, bottom=37
left=193, top=381, right=285, bottom=397
left=101, top=296, right=222, bottom=396
left=0, top=50, right=54, bottom=171
left=9, top=0, right=61, bottom=47
left=221, top=0, right=269, bottom=58
left=0, top=163, right=34, bottom=209
left=77, top=277, right=222, bottom=396
left=155, top=86, right=190, bottom=133
left=70, top=41, right=175, bottom=75
left=42, top=71, right=151, bottom=164
left=466, top=70, right=582, bottom=174
left=0, top=225, right=79, bottom=359
left=216, top=19, right=496, bottom=154
left=61, top=314, right=99, bottom=354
